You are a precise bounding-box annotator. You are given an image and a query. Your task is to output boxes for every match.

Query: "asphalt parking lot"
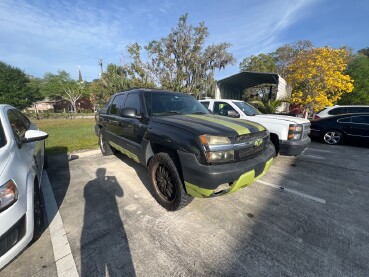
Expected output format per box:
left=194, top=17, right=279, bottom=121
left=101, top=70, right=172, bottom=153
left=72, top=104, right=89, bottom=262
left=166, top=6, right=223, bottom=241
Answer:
left=1, top=141, right=369, bottom=277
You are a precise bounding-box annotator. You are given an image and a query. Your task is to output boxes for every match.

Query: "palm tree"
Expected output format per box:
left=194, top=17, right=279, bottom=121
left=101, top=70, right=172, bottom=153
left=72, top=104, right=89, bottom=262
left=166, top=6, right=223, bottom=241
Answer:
left=249, top=98, right=290, bottom=114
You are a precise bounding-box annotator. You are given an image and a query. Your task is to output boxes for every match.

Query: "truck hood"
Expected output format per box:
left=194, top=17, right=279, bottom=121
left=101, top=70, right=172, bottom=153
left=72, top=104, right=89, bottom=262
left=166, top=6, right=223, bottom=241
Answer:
left=253, top=114, right=310, bottom=125
left=151, top=114, right=266, bottom=137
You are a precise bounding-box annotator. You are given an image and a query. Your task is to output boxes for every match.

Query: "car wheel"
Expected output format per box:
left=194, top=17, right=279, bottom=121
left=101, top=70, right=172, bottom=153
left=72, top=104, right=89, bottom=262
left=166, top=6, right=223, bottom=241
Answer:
left=323, top=130, right=343, bottom=145
left=32, top=187, right=44, bottom=241
left=99, top=130, right=116, bottom=156
left=148, top=153, right=192, bottom=211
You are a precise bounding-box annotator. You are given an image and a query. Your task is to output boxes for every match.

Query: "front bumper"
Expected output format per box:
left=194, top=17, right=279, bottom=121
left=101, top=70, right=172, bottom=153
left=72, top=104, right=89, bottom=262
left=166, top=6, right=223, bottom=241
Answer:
left=279, top=136, right=311, bottom=156
left=178, top=143, right=275, bottom=198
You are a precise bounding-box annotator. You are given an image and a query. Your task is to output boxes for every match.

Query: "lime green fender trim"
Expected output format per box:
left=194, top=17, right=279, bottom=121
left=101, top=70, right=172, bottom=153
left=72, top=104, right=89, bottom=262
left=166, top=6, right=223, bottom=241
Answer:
left=184, top=182, right=214, bottom=198
left=109, top=141, right=140, bottom=163
left=229, top=157, right=273, bottom=193
left=184, top=158, right=273, bottom=198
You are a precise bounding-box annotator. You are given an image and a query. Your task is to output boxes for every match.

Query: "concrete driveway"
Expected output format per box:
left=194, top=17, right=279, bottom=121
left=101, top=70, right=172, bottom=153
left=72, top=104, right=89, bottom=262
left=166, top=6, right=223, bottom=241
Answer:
left=2, top=141, right=369, bottom=276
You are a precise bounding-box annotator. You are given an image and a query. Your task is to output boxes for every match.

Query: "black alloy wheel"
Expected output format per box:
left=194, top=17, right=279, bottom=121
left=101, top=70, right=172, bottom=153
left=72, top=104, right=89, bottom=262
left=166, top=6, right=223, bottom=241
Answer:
left=148, top=153, right=192, bottom=211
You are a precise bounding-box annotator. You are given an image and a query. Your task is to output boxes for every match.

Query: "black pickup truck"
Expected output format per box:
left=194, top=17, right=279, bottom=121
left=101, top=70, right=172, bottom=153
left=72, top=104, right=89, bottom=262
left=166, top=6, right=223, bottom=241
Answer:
left=95, top=89, right=275, bottom=211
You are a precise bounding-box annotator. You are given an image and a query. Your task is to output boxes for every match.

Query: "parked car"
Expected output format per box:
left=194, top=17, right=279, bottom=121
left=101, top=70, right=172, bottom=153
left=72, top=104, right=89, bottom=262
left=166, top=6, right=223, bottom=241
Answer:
left=314, top=105, right=369, bottom=119
left=199, top=99, right=311, bottom=156
left=95, top=89, right=275, bottom=211
left=0, top=104, right=48, bottom=270
left=310, top=113, right=369, bottom=145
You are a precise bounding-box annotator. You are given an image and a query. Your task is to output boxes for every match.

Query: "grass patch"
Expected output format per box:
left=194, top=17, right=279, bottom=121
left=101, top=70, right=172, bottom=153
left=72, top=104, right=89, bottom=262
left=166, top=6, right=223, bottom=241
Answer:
left=35, top=118, right=98, bottom=154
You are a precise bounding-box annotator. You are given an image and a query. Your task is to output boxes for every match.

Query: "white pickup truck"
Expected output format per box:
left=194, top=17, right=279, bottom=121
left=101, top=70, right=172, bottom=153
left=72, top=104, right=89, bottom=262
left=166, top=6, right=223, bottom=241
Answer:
left=199, top=99, right=311, bottom=156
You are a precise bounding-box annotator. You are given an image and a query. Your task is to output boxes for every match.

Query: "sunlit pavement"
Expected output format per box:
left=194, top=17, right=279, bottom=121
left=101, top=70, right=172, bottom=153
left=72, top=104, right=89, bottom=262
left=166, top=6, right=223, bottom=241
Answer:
left=2, top=142, right=369, bottom=276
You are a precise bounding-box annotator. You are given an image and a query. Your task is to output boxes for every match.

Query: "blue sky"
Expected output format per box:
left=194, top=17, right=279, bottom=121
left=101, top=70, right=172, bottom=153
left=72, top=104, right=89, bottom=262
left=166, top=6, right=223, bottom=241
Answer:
left=1, top=0, right=368, bottom=81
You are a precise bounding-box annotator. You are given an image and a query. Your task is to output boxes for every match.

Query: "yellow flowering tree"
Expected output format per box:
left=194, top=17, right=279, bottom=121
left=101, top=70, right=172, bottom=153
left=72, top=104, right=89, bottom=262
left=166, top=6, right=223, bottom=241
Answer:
left=286, top=47, right=354, bottom=113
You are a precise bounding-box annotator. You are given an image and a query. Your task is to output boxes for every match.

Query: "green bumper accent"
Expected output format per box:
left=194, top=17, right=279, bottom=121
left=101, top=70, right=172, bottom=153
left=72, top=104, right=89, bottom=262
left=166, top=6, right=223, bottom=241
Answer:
left=109, top=141, right=140, bottom=163
left=184, top=158, right=273, bottom=198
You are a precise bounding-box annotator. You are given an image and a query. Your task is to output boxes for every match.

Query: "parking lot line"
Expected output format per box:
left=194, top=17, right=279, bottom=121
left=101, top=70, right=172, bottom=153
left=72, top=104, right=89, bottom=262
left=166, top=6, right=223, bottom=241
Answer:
left=42, top=171, right=79, bottom=277
left=257, top=180, right=326, bottom=204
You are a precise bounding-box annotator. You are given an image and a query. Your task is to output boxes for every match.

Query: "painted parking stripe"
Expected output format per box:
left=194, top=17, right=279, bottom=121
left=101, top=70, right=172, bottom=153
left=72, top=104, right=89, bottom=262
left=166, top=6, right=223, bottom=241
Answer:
left=42, top=171, right=79, bottom=277
left=257, top=179, right=326, bottom=204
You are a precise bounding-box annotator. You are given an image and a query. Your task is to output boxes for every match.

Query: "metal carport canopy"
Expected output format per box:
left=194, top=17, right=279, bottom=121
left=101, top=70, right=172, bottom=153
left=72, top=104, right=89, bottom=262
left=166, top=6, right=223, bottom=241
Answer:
left=217, top=71, right=279, bottom=89
left=215, top=71, right=280, bottom=100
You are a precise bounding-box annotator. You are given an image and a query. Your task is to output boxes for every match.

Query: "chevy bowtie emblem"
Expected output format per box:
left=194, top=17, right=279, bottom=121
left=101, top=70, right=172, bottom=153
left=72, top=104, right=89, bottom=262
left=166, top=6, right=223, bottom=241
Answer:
left=254, top=138, right=263, bottom=147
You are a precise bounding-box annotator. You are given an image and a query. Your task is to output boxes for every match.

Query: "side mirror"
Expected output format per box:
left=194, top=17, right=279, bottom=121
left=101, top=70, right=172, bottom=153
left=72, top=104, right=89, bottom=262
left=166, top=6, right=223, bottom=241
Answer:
left=21, top=130, right=48, bottom=143
left=121, top=107, right=142, bottom=119
left=227, top=110, right=240, bottom=118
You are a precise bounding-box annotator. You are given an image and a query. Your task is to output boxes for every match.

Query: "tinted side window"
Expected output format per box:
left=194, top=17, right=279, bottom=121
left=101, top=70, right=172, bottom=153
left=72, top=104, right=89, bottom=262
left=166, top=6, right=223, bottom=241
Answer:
left=200, top=101, right=210, bottom=109
left=124, top=93, right=141, bottom=115
left=348, top=107, right=369, bottom=113
left=109, top=94, right=126, bottom=115
left=351, top=116, right=369, bottom=124
left=329, top=107, right=347, bottom=115
left=0, top=120, right=6, bottom=148
left=8, top=109, right=28, bottom=139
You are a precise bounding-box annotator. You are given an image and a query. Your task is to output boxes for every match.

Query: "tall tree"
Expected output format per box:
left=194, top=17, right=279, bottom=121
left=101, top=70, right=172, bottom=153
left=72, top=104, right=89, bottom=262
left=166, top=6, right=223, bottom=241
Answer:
left=0, top=61, right=43, bottom=109
left=138, top=14, right=235, bottom=98
left=286, top=47, right=354, bottom=113
left=358, top=47, right=369, bottom=58
left=338, top=54, right=369, bottom=104
left=41, top=70, right=87, bottom=113
left=239, top=53, right=277, bottom=73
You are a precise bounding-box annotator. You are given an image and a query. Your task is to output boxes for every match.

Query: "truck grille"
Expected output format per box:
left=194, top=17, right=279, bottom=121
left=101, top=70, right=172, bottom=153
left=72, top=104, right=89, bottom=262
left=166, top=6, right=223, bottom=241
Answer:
left=235, top=131, right=269, bottom=160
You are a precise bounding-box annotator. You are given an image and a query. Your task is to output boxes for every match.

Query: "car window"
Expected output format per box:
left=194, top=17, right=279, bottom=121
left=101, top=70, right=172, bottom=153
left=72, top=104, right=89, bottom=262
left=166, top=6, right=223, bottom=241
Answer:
left=200, top=101, right=210, bottom=109
left=143, top=91, right=208, bottom=116
left=213, top=102, right=237, bottom=116
left=348, top=107, right=369, bottom=113
left=351, top=116, right=369, bottom=124
left=109, top=94, right=126, bottom=115
left=124, top=93, right=141, bottom=115
left=328, top=107, right=347, bottom=115
left=234, top=101, right=262, bottom=115
left=8, top=109, right=28, bottom=139
left=0, top=120, right=6, bottom=148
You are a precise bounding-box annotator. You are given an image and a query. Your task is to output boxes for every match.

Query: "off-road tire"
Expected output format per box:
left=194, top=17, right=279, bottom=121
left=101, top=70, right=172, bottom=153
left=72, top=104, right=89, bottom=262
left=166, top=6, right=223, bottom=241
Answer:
left=99, top=130, right=116, bottom=156
left=148, top=153, right=192, bottom=211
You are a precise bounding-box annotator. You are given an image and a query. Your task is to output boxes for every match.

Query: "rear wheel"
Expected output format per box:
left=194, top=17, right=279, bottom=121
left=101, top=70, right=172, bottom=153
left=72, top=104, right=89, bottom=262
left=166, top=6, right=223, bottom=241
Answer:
left=323, top=130, right=343, bottom=145
left=99, top=130, right=116, bottom=156
left=32, top=186, right=44, bottom=241
left=148, top=153, right=192, bottom=211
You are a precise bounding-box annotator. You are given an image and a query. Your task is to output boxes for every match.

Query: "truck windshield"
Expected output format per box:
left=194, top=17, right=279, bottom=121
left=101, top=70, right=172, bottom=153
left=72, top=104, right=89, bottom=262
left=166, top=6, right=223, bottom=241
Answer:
left=234, top=102, right=262, bottom=116
left=144, top=91, right=210, bottom=116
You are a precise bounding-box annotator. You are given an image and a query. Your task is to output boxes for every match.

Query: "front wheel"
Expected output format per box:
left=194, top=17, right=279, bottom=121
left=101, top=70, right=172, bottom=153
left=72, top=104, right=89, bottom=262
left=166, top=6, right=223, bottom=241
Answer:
left=99, top=130, right=116, bottom=156
left=148, top=153, right=192, bottom=211
left=32, top=188, right=44, bottom=241
left=323, top=130, right=343, bottom=145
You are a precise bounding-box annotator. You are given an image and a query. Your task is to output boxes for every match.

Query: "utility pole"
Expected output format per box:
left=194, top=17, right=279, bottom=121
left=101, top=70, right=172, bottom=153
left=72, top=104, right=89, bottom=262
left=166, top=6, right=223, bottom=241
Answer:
left=98, top=59, right=103, bottom=78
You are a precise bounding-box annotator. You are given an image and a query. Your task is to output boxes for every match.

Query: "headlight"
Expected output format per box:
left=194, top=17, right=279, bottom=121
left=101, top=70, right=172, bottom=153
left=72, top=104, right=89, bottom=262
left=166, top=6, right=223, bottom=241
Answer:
left=199, top=135, right=234, bottom=163
left=288, top=124, right=303, bottom=140
left=0, top=180, right=18, bottom=212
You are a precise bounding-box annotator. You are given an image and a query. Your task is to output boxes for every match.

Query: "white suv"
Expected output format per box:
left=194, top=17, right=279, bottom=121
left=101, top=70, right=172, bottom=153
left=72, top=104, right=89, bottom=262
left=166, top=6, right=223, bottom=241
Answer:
left=200, top=99, right=311, bottom=156
left=315, top=105, right=369, bottom=119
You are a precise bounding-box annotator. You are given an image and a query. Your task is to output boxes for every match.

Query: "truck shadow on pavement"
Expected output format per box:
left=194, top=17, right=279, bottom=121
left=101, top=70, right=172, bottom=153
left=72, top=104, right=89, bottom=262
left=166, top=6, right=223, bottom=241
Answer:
left=80, top=168, right=135, bottom=277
